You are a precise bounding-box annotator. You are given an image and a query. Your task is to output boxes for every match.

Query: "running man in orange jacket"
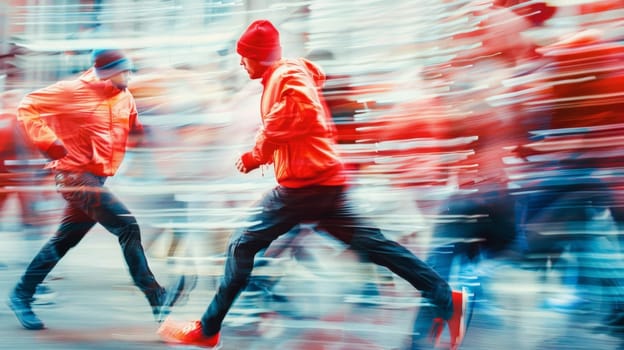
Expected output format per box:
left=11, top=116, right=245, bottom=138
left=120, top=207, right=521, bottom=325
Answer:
left=7, top=49, right=193, bottom=330
left=158, top=19, right=467, bottom=349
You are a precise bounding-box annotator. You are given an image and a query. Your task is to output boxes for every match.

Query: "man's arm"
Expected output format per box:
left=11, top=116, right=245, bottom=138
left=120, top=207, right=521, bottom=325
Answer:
left=17, top=82, right=68, bottom=159
left=238, top=75, right=326, bottom=173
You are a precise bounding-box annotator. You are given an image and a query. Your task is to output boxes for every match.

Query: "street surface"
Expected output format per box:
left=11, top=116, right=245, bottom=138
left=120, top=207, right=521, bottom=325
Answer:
left=1, top=226, right=623, bottom=350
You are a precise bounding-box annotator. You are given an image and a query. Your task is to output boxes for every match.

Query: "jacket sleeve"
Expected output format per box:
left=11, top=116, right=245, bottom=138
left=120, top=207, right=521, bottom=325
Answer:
left=250, top=74, right=328, bottom=164
left=16, top=82, right=67, bottom=153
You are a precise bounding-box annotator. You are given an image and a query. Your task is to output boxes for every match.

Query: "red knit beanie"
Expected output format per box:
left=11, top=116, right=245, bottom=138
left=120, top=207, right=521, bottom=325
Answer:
left=236, top=20, right=282, bottom=62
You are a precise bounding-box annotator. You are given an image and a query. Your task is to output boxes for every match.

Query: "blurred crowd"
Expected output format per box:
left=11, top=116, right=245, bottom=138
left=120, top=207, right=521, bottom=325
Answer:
left=1, top=0, right=624, bottom=348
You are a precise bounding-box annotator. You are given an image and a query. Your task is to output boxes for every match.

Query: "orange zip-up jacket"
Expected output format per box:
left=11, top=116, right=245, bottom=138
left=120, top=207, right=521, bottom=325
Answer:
left=17, top=68, right=142, bottom=177
left=249, top=58, right=346, bottom=188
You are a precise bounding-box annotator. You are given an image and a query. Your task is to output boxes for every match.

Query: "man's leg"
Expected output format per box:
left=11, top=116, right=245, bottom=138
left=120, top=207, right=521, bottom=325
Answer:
left=200, top=187, right=300, bottom=335
left=319, top=188, right=453, bottom=315
left=58, top=172, right=161, bottom=295
left=318, top=188, right=465, bottom=348
left=53, top=171, right=185, bottom=321
left=14, top=205, right=94, bottom=297
left=71, top=173, right=186, bottom=319
left=8, top=200, right=94, bottom=330
left=200, top=229, right=276, bottom=334
left=158, top=185, right=301, bottom=346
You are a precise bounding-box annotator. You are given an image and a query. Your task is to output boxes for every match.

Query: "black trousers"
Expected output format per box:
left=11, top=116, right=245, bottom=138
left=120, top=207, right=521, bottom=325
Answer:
left=200, top=185, right=451, bottom=335
left=14, top=171, right=161, bottom=299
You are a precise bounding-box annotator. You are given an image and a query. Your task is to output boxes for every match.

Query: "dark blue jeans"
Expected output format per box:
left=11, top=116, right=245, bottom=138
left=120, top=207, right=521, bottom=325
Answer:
left=14, top=171, right=161, bottom=299
left=200, top=185, right=451, bottom=335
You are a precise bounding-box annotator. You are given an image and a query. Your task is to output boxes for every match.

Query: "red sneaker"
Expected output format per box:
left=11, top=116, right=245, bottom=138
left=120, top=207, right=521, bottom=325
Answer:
left=158, top=317, right=220, bottom=348
left=447, top=289, right=467, bottom=350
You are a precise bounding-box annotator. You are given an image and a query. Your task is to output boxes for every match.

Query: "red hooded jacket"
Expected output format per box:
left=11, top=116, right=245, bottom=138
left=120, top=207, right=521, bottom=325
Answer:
left=245, top=58, right=346, bottom=188
left=17, top=68, right=143, bottom=177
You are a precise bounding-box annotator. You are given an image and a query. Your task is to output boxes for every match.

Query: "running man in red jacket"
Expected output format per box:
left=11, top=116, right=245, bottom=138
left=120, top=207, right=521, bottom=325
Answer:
left=158, top=19, right=467, bottom=349
left=7, top=49, right=192, bottom=330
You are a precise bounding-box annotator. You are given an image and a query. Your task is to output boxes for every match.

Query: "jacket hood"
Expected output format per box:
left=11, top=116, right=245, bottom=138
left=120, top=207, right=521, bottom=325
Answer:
left=298, top=58, right=326, bottom=88
left=262, top=58, right=326, bottom=88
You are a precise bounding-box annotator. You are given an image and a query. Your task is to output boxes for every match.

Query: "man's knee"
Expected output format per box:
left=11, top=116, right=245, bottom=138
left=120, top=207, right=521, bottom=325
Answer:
left=228, top=233, right=268, bottom=258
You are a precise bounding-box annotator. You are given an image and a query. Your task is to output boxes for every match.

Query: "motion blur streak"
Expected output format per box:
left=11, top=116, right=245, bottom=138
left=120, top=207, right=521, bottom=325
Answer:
left=0, top=0, right=623, bottom=349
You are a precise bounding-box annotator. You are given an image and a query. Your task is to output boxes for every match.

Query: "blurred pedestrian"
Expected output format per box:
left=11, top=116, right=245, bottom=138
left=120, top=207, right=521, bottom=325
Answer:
left=7, top=49, right=193, bottom=330
left=404, top=2, right=560, bottom=347
left=158, top=19, right=467, bottom=349
left=512, top=27, right=624, bottom=333
left=0, top=88, right=60, bottom=303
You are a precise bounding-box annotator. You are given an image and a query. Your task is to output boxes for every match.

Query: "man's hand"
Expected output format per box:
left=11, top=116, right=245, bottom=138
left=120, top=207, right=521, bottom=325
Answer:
left=235, top=157, right=248, bottom=173
left=236, top=152, right=260, bottom=174
left=45, top=140, right=68, bottom=160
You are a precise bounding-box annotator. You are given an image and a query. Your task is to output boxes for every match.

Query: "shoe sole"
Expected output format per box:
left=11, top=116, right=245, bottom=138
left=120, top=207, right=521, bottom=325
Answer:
left=158, top=318, right=221, bottom=348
